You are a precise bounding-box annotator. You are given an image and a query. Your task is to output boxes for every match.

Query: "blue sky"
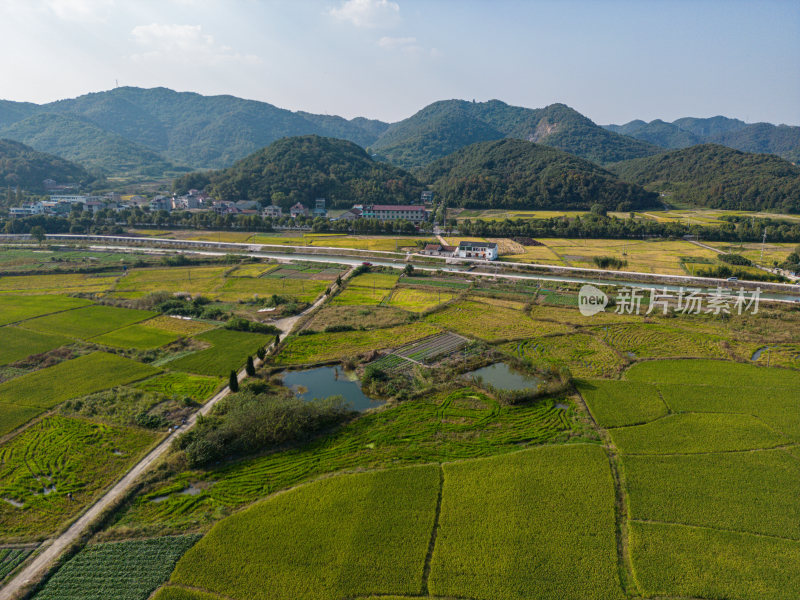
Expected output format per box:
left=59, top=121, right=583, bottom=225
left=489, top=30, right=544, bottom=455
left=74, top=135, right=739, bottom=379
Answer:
left=0, top=0, right=798, bottom=125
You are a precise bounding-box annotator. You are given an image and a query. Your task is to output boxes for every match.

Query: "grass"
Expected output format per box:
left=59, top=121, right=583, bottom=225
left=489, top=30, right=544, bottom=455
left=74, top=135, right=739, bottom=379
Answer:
left=167, top=329, right=269, bottom=376
left=153, top=587, right=228, bottom=600
left=504, top=333, right=624, bottom=378
left=141, top=315, right=217, bottom=335
left=110, top=388, right=580, bottom=535
left=630, top=521, right=800, bottom=600
left=133, top=372, right=223, bottom=402
left=169, top=466, right=440, bottom=600
left=20, top=305, right=157, bottom=339
left=0, top=352, right=160, bottom=435
left=426, top=299, right=571, bottom=342
left=429, top=445, right=625, bottom=600
left=386, top=287, right=455, bottom=312
left=33, top=535, right=201, bottom=600
left=623, top=450, right=800, bottom=539
left=609, top=412, right=786, bottom=454
left=274, top=323, right=440, bottom=365
left=304, top=306, right=412, bottom=331
left=0, top=416, right=158, bottom=540
left=92, top=324, right=180, bottom=349
left=0, top=294, right=92, bottom=326
left=0, top=326, right=71, bottom=365
left=576, top=379, right=668, bottom=427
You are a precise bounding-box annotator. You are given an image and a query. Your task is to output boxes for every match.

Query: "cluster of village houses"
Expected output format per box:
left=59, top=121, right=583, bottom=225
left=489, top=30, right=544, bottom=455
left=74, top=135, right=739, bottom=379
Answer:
left=10, top=184, right=498, bottom=260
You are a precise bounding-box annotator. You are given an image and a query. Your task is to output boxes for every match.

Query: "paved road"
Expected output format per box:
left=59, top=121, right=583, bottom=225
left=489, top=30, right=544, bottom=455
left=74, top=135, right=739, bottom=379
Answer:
left=0, top=268, right=352, bottom=600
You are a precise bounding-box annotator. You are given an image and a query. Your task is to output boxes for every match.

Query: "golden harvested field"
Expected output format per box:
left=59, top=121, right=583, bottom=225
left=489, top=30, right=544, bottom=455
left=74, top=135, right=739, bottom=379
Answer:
left=0, top=273, right=120, bottom=294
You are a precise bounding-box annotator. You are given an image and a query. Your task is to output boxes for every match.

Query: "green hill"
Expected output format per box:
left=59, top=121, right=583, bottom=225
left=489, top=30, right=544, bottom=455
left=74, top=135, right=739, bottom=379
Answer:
left=0, top=113, right=178, bottom=177
left=178, top=135, right=423, bottom=208
left=372, top=99, right=661, bottom=169
left=609, top=144, right=800, bottom=213
left=0, top=138, right=93, bottom=192
left=420, top=138, right=658, bottom=211
left=605, top=116, right=800, bottom=163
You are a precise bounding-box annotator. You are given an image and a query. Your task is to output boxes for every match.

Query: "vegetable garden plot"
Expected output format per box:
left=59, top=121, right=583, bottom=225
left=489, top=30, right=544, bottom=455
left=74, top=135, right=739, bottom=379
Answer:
left=392, top=332, right=469, bottom=364
left=169, top=466, right=440, bottom=600
left=0, top=546, right=36, bottom=581
left=33, top=535, right=201, bottom=600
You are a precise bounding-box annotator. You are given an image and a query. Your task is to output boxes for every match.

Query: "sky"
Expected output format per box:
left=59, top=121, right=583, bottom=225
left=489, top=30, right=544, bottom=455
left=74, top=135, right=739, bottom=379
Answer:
left=0, top=0, right=798, bottom=126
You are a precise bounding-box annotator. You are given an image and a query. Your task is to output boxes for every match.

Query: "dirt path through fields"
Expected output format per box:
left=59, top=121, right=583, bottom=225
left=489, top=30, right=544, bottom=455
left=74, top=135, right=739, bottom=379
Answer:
left=0, top=266, right=353, bottom=600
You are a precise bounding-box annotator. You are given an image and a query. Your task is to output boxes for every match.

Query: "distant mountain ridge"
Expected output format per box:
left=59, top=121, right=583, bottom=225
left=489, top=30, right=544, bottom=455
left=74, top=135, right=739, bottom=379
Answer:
left=371, top=99, right=662, bottom=168
left=604, top=116, right=800, bottom=162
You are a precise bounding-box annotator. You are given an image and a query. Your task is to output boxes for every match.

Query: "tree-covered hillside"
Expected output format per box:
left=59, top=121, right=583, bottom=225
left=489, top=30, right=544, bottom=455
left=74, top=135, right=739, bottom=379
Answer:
left=176, top=135, right=423, bottom=208
left=605, top=116, right=800, bottom=163
left=0, top=138, right=93, bottom=192
left=371, top=99, right=661, bottom=169
left=0, top=113, right=178, bottom=177
left=609, top=144, right=800, bottom=213
left=420, top=139, right=658, bottom=211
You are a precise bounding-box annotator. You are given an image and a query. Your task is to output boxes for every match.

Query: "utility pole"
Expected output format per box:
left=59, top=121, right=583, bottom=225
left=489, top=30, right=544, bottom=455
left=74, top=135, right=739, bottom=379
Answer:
left=759, top=229, right=767, bottom=266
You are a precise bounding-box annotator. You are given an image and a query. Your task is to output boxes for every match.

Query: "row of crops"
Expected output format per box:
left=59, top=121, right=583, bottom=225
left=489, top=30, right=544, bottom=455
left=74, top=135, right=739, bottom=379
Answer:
left=0, top=546, right=36, bottom=582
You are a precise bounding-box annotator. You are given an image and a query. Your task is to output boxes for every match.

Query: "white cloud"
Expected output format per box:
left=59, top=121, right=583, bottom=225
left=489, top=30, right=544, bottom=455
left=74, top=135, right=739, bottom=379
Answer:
left=130, top=23, right=260, bottom=66
left=329, top=0, right=400, bottom=28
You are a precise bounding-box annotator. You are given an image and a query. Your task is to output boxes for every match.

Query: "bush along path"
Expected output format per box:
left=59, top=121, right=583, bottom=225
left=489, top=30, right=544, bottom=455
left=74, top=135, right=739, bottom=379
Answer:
left=0, top=265, right=355, bottom=600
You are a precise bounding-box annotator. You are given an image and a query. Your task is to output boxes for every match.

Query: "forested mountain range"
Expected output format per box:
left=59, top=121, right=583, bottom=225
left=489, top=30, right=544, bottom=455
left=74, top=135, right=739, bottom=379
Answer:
left=371, top=100, right=662, bottom=168
left=605, top=116, right=800, bottom=162
left=419, top=139, right=658, bottom=211
left=609, top=144, right=800, bottom=213
left=0, top=139, right=94, bottom=192
left=175, top=135, right=422, bottom=209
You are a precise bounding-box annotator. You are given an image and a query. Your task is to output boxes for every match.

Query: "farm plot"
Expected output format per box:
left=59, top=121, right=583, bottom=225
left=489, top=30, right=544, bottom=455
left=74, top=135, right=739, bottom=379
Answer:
left=133, top=372, right=222, bottom=402
left=92, top=323, right=180, bottom=350
left=593, top=322, right=730, bottom=359
left=0, top=294, right=92, bottom=326
left=630, top=521, right=800, bottom=600
left=113, top=267, right=228, bottom=298
left=429, top=445, right=624, bottom=600
left=169, top=466, right=440, bottom=600
left=167, top=329, right=268, bottom=377
left=576, top=379, right=667, bottom=428
left=426, top=299, right=571, bottom=341
left=33, top=535, right=201, bottom=600
left=0, top=327, right=71, bottom=365
left=503, top=333, right=624, bottom=378
left=20, top=305, right=157, bottom=339
left=386, top=287, right=455, bottom=312
left=393, top=332, right=468, bottom=364
left=0, top=273, right=119, bottom=295
left=0, top=416, right=157, bottom=540
left=111, top=388, right=578, bottom=534
left=216, top=276, right=328, bottom=303
left=274, top=323, right=440, bottom=365
left=228, top=263, right=278, bottom=278
left=143, top=315, right=216, bottom=335
left=0, top=352, right=160, bottom=435
left=753, top=343, right=800, bottom=369
left=624, top=450, right=800, bottom=540
left=625, top=358, right=800, bottom=388
left=304, top=306, right=412, bottom=331
left=0, top=546, right=36, bottom=582
left=345, top=272, right=400, bottom=289
left=609, top=412, right=786, bottom=454
left=331, top=285, right=390, bottom=306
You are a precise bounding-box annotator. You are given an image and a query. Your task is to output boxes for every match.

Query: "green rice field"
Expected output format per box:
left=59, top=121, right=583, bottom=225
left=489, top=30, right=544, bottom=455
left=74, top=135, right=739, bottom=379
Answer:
left=167, top=329, right=269, bottom=376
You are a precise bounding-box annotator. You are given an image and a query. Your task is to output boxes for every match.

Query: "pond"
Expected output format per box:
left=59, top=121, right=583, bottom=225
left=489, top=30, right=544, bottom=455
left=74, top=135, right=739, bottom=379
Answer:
left=281, top=366, right=384, bottom=412
left=466, top=362, right=541, bottom=392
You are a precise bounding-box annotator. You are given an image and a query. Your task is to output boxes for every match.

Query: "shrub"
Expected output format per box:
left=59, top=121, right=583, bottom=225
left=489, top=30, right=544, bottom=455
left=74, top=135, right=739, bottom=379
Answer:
left=224, top=317, right=279, bottom=335
left=229, top=370, right=239, bottom=393
left=719, top=253, right=752, bottom=266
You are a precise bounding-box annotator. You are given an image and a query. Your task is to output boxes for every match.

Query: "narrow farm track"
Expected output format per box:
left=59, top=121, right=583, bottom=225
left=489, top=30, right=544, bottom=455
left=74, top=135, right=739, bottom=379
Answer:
left=0, top=268, right=353, bottom=600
